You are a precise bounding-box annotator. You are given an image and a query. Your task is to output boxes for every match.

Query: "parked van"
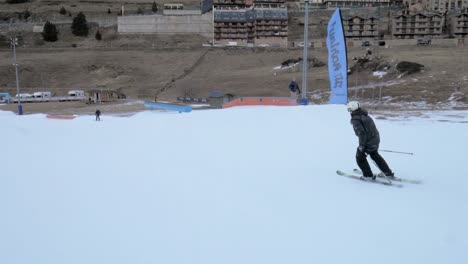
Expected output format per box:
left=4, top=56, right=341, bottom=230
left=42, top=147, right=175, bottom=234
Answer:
left=15, top=93, right=33, bottom=98
left=33, top=91, right=52, bottom=98
left=68, top=90, right=85, bottom=97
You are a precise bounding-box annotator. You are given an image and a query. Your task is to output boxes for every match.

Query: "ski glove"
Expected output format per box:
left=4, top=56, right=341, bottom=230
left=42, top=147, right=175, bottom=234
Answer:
left=358, top=146, right=365, bottom=153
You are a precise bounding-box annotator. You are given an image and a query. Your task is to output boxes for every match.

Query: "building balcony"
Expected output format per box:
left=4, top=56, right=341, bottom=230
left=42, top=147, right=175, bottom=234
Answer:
left=213, top=0, right=247, bottom=5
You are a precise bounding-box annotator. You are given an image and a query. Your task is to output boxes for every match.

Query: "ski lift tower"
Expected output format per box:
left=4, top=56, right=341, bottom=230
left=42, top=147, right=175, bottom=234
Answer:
left=11, top=37, right=22, bottom=115
left=300, top=0, right=310, bottom=105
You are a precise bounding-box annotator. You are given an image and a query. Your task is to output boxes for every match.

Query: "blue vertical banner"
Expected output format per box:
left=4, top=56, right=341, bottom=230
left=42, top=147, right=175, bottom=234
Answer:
left=327, top=8, right=348, bottom=104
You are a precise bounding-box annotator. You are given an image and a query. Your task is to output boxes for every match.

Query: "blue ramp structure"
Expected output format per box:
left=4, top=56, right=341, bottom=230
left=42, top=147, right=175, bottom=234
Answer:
left=0, top=93, right=11, bottom=104
left=144, top=102, right=192, bottom=113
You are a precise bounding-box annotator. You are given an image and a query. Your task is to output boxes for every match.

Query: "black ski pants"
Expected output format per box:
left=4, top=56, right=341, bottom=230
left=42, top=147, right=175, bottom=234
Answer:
left=356, top=148, right=392, bottom=177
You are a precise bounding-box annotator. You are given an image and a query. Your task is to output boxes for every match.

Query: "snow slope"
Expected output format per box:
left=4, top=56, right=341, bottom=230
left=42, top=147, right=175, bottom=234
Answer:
left=1, top=105, right=467, bottom=264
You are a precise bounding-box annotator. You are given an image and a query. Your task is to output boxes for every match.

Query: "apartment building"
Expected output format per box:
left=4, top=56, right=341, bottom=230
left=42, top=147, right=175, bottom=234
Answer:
left=254, top=0, right=289, bottom=46
left=213, top=0, right=288, bottom=47
left=297, top=0, right=326, bottom=10
left=428, top=0, right=468, bottom=12
left=323, top=0, right=391, bottom=8
left=451, top=9, right=468, bottom=37
left=403, top=0, right=468, bottom=11
left=342, top=15, right=379, bottom=39
left=393, top=12, right=444, bottom=39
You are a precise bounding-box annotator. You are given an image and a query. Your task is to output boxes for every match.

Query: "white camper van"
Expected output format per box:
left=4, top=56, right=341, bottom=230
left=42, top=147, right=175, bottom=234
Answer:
left=68, top=90, right=85, bottom=97
left=33, top=91, right=52, bottom=98
left=15, top=93, right=33, bottom=98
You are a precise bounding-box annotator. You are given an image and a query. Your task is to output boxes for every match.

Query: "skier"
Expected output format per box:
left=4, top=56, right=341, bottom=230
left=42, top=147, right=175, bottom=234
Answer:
left=347, top=101, right=394, bottom=180
left=289, top=78, right=301, bottom=98
left=95, top=109, right=101, bottom=121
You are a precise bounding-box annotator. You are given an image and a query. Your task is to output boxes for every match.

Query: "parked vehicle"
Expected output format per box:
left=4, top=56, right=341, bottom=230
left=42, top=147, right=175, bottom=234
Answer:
left=33, top=91, right=52, bottom=98
left=417, top=39, right=431, bottom=46
left=226, top=41, right=238, bottom=47
left=68, top=90, right=85, bottom=97
left=361, top=41, right=371, bottom=47
left=15, top=93, right=33, bottom=98
left=297, top=42, right=312, bottom=47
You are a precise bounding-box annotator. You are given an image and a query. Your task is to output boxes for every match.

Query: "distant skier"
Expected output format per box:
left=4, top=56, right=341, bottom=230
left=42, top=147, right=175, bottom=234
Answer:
left=95, top=109, right=101, bottom=121
left=289, top=78, right=301, bottom=98
left=347, top=101, right=394, bottom=180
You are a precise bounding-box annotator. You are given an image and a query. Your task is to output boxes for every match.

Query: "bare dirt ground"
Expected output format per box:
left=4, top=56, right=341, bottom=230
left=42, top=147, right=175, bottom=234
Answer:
left=1, top=44, right=467, bottom=116
left=0, top=1, right=467, bottom=116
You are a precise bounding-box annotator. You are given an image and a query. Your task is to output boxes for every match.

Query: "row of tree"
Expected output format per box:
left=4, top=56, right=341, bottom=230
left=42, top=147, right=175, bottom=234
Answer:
left=42, top=12, right=96, bottom=42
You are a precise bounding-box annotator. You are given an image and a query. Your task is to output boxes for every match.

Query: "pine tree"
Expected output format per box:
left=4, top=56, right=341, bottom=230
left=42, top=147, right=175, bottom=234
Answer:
left=152, top=1, right=158, bottom=13
left=137, top=7, right=143, bottom=15
left=95, top=29, right=102, bottom=41
left=6, top=0, right=29, bottom=3
left=42, top=21, right=58, bottom=42
left=59, top=6, right=67, bottom=15
left=23, top=10, right=31, bottom=20
left=107, top=8, right=111, bottom=14
left=71, top=12, right=89, bottom=37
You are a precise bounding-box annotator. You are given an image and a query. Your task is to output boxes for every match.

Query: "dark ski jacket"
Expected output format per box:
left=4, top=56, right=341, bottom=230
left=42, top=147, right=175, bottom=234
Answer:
left=350, top=108, right=380, bottom=152
left=95, top=110, right=101, bottom=116
left=289, top=81, right=300, bottom=93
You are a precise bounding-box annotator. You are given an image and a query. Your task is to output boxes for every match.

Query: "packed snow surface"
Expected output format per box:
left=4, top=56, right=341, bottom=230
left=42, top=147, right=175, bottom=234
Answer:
left=1, top=105, right=467, bottom=264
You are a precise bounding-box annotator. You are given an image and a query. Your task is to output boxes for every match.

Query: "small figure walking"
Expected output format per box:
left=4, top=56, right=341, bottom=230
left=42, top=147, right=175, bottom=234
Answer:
left=289, top=78, right=301, bottom=98
left=347, top=101, right=394, bottom=180
left=95, top=109, right=101, bottom=121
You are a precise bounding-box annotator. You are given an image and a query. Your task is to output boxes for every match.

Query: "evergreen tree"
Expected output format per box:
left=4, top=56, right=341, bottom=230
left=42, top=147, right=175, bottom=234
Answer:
left=95, top=29, right=102, bottom=41
left=59, top=6, right=67, bottom=15
left=152, top=1, right=158, bottom=13
left=137, top=7, right=144, bottom=15
left=6, top=0, right=29, bottom=4
left=23, top=10, right=31, bottom=20
left=71, top=12, right=89, bottom=37
left=42, top=21, right=58, bottom=42
left=107, top=8, right=111, bottom=14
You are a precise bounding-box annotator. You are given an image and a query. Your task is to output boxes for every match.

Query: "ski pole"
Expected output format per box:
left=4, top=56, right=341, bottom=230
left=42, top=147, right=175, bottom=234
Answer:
left=380, top=149, right=414, bottom=155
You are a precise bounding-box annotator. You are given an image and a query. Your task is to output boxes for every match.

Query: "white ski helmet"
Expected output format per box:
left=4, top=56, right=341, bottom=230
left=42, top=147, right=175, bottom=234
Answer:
left=347, top=101, right=360, bottom=112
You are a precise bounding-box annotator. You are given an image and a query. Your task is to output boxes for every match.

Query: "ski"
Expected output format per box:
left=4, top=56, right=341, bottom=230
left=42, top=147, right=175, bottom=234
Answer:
left=337, top=170, right=403, bottom=188
left=353, top=169, right=422, bottom=184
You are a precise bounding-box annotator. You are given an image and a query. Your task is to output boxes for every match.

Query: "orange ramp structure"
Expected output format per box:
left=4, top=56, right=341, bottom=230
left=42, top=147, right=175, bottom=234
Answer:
left=46, top=114, right=76, bottom=120
left=222, top=97, right=297, bottom=109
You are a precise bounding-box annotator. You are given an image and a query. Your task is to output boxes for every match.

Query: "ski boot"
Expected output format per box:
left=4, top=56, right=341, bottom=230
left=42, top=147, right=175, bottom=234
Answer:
left=360, top=175, right=376, bottom=181
left=383, top=171, right=395, bottom=180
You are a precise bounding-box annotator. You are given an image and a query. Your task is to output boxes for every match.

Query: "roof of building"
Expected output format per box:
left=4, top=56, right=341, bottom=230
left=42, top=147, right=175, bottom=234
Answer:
left=343, top=15, right=378, bottom=20
left=394, top=12, right=443, bottom=18
left=214, top=7, right=287, bottom=22
left=208, top=91, right=235, bottom=98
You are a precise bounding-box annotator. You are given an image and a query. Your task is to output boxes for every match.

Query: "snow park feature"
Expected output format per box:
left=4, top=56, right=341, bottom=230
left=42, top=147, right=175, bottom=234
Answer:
left=1, top=105, right=468, bottom=264
left=46, top=114, right=76, bottom=120
left=0, top=93, right=11, bottom=104
left=144, top=101, right=192, bottom=113
left=222, top=97, right=297, bottom=108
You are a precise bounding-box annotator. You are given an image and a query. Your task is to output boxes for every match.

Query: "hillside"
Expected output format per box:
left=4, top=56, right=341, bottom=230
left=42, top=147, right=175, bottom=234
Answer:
left=1, top=105, right=468, bottom=264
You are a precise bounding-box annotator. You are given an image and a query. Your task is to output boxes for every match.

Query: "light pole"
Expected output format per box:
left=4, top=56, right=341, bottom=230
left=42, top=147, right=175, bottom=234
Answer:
left=11, top=37, right=23, bottom=115
left=300, top=0, right=310, bottom=105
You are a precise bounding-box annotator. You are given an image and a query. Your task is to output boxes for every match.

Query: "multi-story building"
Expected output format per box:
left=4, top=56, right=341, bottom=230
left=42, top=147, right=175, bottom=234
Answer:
left=254, top=1, right=289, bottom=46
left=342, top=15, right=379, bottom=39
left=451, top=9, right=468, bottom=37
left=393, top=12, right=444, bottom=38
left=428, top=0, right=468, bottom=12
left=213, top=0, right=288, bottom=47
left=402, top=0, right=429, bottom=8
left=297, top=0, right=326, bottom=10
left=404, top=0, right=468, bottom=11
left=322, top=0, right=391, bottom=8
